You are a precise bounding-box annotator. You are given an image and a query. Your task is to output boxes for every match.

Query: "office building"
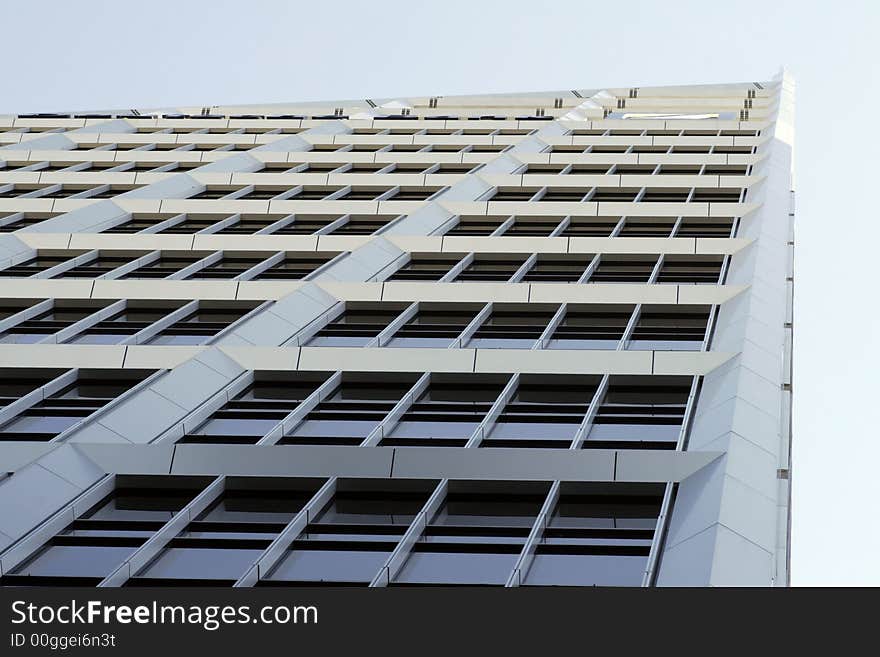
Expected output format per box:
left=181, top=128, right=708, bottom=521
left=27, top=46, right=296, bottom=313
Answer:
left=0, top=73, right=794, bottom=586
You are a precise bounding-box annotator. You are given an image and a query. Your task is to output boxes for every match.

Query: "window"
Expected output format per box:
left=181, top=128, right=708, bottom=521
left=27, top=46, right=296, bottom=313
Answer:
left=0, top=369, right=66, bottom=410
left=131, top=478, right=324, bottom=585
left=454, top=255, right=527, bottom=282
left=524, top=483, right=663, bottom=587
left=537, top=188, right=591, bottom=202
left=144, top=301, right=258, bottom=345
left=157, top=216, right=224, bottom=233
left=328, top=215, right=396, bottom=235
left=180, top=373, right=329, bottom=444
left=561, top=217, right=619, bottom=237
left=627, top=306, right=710, bottom=350
left=482, top=375, right=599, bottom=448
left=589, top=256, right=657, bottom=283
left=393, top=481, right=548, bottom=586
left=521, top=255, right=592, bottom=283
left=691, top=188, right=743, bottom=203
left=583, top=377, right=691, bottom=449
left=272, top=215, right=343, bottom=235
left=266, top=480, right=434, bottom=585
left=655, top=256, right=723, bottom=284
left=280, top=373, right=419, bottom=445
left=1, top=476, right=207, bottom=586
left=590, top=188, right=640, bottom=202
left=0, top=370, right=154, bottom=441
left=675, top=217, right=735, bottom=238
left=640, top=188, right=690, bottom=203
left=380, top=374, right=507, bottom=447
left=547, top=305, right=634, bottom=349
left=120, top=252, right=209, bottom=279
left=53, top=253, right=143, bottom=278
left=67, top=301, right=187, bottom=345
left=503, top=217, right=563, bottom=236
left=0, top=300, right=111, bottom=343
left=306, top=303, right=407, bottom=347
left=446, top=215, right=506, bottom=236
left=103, top=215, right=170, bottom=234
left=490, top=187, right=540, bottom=202
left=387, top=255, right=461, bottom=281
left=185, top=254, right=267, bottom=279
left=467, top=305, right=557, bottom=348
left=0, top=214, right=56, bottom=232
left=214, top=215, right=284, bottom=234
left=619, top=217, right=676, bottom=237
left=252, top=253, right=337, bottom=280
left=385, top=305, right=480, bottom=348
left=0, top=253, right=82, bottom=277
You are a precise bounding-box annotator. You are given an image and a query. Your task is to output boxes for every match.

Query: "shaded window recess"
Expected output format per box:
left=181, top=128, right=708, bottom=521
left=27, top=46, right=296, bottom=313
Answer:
left=521, top=255, right=592, bottom=283
left=385, top=305, right=480, bottom=348
left=455, top=256, right=527, bottom=282
left=627, top=307, right=711, bottom=351
left=392, top=481, right=550, bottom=586
left=387, top=255, right=462, bottom=282
left=0, top=369, right=155, bottom=442
left=144, top=302, right=259, bottom=346
left=0, top=300, right=112, bottom=344
left=306, top=303, right=408, bottom=347
left=129, top=477, right=325, bottom=586
left=467, top=306, right=557, bottom=349
left=0, top=475, right=208, bottom=586
left=583, top=377, right=691, bottom=450
left=179, top=372, right=330, bottom=445
left=379, top=374, right=508, bottom=448
left=547, top=306, right=633, bottom=349
left=251, top=253, right=337, bottom=280
left=279, top=373, right=420, bottom=446
left=264, top=479, right=436, bottom=586
left=481, top=375, right=600, bottom=449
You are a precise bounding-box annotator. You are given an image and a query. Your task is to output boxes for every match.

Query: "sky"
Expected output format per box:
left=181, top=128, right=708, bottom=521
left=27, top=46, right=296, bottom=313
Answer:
left=4, top=0, right=878, bottom=585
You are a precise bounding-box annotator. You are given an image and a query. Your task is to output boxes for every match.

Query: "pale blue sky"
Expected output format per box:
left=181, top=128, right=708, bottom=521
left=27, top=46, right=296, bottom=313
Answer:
left=5, top=0, right=878, bottom=585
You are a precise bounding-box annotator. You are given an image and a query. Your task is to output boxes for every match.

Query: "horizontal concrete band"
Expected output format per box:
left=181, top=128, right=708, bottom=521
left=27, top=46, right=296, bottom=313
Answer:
left=0, top=344, right=734, bottom=375
left=0, top=150, right=762, bottom=171
left=0, top=196, right=760, bottom=218
left=17, top=232, right=752, bottom=256
left=0, top=443, right=722, bottom=483
left=0, top=279, right=748, bottom=304
left=5, top=131, right=766, bottom=148
left=0, top=116, right=772, bottom=130
left=0, top=170, right=761, bottom=190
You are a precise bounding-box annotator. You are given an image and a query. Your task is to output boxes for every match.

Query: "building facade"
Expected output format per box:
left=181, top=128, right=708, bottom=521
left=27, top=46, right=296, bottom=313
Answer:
left=0, top=74, right=794, bottom=587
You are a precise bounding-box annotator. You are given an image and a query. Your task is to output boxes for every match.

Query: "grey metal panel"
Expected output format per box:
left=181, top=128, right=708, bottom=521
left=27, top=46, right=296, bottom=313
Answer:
left=118, top=173, right=204, bottom=199
left=73, top=119, right=135, bottom=134
left=1, top=133, right=75, bottom=151
left=313, top=236, right=405, bottom=282
left=69, top=348, right=245, bottom=445
left=0, top=444, right=58, bottom=473
left=74, top=443, right=175, bottom=474
left=20, top=199, right=130, bottom=234
left=0, top=462, right=84, bottom=546
left=615, top=450, right=723, bottom=482
left=36, top=444, right=107, bottom=488
left=170, top=445, right=395, bottom=478
left=216, top=283, right=338, bottom=347
left=0, top=234, right=35, bottom=268
left=196, top=153, right=262, bottom=173
left=380, top=202, right=455, bottom=236
left=391, top=447, right=616, bottom=481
